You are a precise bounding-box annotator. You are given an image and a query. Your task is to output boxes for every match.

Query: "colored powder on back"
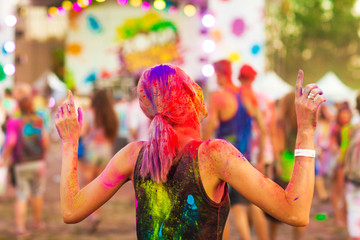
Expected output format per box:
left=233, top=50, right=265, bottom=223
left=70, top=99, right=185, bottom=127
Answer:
left=142, top=181, right=173, bottom=236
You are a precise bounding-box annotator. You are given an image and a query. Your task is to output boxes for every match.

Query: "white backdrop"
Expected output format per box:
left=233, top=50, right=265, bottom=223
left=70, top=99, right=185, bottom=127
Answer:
left=207, top=0, right=265, bottom=90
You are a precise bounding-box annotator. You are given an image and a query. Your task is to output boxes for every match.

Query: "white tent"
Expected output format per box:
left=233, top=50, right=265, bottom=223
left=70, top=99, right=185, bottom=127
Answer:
left=316, top=72, right=357, bottom=106
left=253, top=71, right=293, bottom=100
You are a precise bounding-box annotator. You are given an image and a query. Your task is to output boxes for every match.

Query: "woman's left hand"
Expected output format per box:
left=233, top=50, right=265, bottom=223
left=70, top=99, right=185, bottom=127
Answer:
left=55, top=90, right=83, bottom=143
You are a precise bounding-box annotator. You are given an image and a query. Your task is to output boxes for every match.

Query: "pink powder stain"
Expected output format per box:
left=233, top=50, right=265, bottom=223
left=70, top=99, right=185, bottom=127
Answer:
left=77, top=107, right=83, bottom=125
left=100, top=173, right=126, bottom=190
left=135, top=195, right=138, bottom=211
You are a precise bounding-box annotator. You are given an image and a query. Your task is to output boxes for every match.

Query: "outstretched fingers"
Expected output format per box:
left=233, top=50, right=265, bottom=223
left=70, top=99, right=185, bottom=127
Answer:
left=68, top=90, right=76, bottom=115
left=295, top=69, right=303, bottom=99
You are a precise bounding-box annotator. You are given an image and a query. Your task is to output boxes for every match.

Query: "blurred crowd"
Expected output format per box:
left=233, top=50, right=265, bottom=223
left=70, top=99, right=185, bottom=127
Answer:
left=0, top=63, right=359, bottom=239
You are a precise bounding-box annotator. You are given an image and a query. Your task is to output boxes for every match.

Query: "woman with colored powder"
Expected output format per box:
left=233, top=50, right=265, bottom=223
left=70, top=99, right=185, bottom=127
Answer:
left=55, top=65, right=325, bottom=239
left=267, top=91, right=308, bottom=240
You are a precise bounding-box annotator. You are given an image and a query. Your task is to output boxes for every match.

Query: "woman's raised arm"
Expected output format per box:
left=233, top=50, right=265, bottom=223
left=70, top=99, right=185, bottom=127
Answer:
left=55, top=91, right=142, bottom=223
left=205, top=70, right=325, bottom=226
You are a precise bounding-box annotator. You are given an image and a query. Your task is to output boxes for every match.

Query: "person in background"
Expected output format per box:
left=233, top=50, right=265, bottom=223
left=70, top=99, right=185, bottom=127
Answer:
left=352, top=92, right=360, bottom=125
left=342, top=91, right=360, bottom=240
left=1, top=88, right=20, bottom=120
left=331, top=102, right=353, bottom=227
left=314, top=104, right=337, bottom=202
left=113, top=93, right=130, bottom=154
left=268, top=91, right=307, bottom=240
left=55, top=65, right=325, bottom=239
left=80, top=89, right=118, bottom=233
left=202, top=60, right=268, bottom=240
left=1, top=88, right=21, bottom=189
left=127, top=77, right=150, bottom=142
left=251, top=91, right=279, bottom=180
left=1, top=94, right=49, bottom=236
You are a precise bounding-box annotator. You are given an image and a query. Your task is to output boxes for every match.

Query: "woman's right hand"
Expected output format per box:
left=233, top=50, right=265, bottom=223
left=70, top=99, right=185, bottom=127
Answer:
left=55, top=90, right=83, bottom=143
left=294, top=70, right=326, bottom=132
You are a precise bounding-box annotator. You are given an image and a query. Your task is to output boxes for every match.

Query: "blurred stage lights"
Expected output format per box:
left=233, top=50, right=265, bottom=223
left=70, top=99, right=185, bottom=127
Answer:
left=202, top=14, right=215, bottom=28
left=169, top=6, right=178, bottom=14
left=5, top=15, right=17, bottom=27
left=4, top=64, right=15, bottom=76
left=202, top=64, right=214, bottom=77
left=73, top=2, right=82, bottom=11
left=57, top=7, right=66, bottom=16
left=154, top=0, right=166, bottom=10
left=184, top=4, right=196, bottom=17
left=130, top=0, right=142, bottom=7
left=141, top=2, right=151, bottom=11
left=62, top=1, right=73, bottom=10
left=96, top=0, right=106, bottom=2
left=48, top=6, right=58, bottom=16
left=78, top=0, right=92, bottom=7
left=3, top=41, right=16, bottom=53
left=118, top=0, right=128, bottom=5
left=202, top=39, right=215, bottom=53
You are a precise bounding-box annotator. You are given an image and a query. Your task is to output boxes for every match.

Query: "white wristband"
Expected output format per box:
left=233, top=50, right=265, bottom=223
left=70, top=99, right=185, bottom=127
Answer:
left=294, top=149, right=316, bottom=158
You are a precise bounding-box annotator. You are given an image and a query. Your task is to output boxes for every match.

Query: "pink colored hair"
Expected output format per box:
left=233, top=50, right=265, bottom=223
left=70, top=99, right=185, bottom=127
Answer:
left=137, top=64, right=207, bottom=183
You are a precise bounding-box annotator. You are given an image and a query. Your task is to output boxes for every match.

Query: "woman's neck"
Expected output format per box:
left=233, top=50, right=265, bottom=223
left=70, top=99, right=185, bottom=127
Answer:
left=174, top=124, right=201, bottom=151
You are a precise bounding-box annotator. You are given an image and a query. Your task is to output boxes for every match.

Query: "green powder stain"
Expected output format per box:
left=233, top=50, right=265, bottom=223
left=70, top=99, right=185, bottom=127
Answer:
left=143, top=181, right=173, bottom=237
left=280, top=151, right=295, bottom=182
left=314, top=213, right=327, bottom=221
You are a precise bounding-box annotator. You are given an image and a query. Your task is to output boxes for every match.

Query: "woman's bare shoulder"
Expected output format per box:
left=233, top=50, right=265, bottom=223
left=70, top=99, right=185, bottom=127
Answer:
left=112, top=141, right=146, bottom=172
left=199, top=138, right=235, bottom=161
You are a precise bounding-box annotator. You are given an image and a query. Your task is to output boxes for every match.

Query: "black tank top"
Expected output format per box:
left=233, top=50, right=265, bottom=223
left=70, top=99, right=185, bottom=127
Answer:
left=133, top=140, right=230, bottom=240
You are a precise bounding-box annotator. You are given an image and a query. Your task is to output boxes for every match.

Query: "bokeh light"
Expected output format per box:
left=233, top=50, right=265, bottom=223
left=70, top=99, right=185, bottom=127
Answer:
left=78, top=0, right=92, bottom=7
left=141, top=2, right=151, bottom=11
left=62, top=1, right=73, bottom=11
left=154, top=0, right=166, bottom=10
left=184, top=4, right=196, bottom=17
left=130, top=0, right=142, bottom=7
left=169, top=6, right=178, bottom=15
left=4, top=64, right=15, bottom=76
left=48, top=7, right=58, bottom=16
left=118, top=0, right=128, bottom=5
left=73, top=2, right=82, bottom=12
left=202, top=64, right=214, bottom=77
left=57, top=7, right=66, bottom=16
left=202, top=14, right=215, bottom=28
left=3, top=41, right=16, bottom=53
left=5, top=15, right=17, bottom=27
left=96, top=0, right=106, bottom=2
left=202, top=39, right=216, bottom=53
left=353, top=0, right=360, bottom=16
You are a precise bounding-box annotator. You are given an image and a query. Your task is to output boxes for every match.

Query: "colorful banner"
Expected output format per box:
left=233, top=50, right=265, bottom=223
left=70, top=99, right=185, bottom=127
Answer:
left=66, top=3, right=202, bottom=94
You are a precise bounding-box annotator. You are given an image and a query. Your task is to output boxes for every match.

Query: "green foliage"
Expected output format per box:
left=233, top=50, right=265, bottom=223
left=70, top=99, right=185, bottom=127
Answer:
left=266, top=0, right=360, bottom=89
